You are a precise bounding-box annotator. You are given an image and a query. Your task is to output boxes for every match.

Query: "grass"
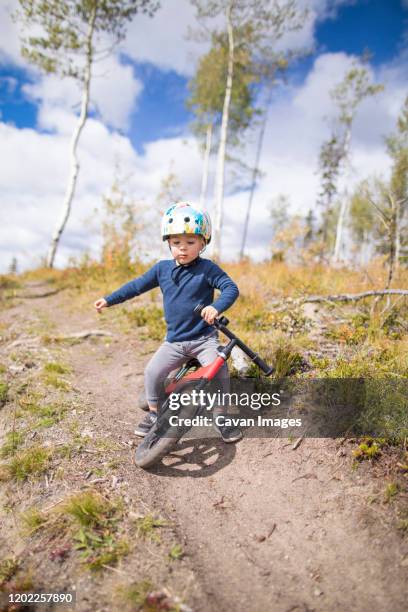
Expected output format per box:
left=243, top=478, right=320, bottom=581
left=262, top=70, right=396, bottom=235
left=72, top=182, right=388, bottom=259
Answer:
left=0, top=445, right=52, bottom=481
left=134, top=514, right=167, bottom=543
left=73, top=528, right=129, bottom=570
left=0, top=275, right=21, bottom=291
left=20, top=507, right=48, bottom=535
left=0, top=431, right=25, bottom=458
left=34, top=403, right=67, bottom=428
left=168, top=544, right=184, bottom=561
left=0, top=558, right=20, bottom=587
left=273, top=346, right=306, bottom=378
left=43, top=361, right=72, bottom=375
left=125, top=305, right=166, bottom=341
left=42, top=372, right=70, bottom=391
left=0, top=381, right=8, bottom=407
left=60, top=491, right=129, bottom=570
left=117, top=579, right=153, bottom=608
left=16, top=392, right=68, bottom=427
left=16, top=391, right=44, bottom=416
left=17, top=490, right=130, bottom=572
left=116, top=580, right=183, bottom=611
left=384, top=482, right=399, bottom=503
left=352, top=439, right=383, bottom=462
left=397, top=519, right=408, bottom=532
left=61, top=490, right=116, bottom=528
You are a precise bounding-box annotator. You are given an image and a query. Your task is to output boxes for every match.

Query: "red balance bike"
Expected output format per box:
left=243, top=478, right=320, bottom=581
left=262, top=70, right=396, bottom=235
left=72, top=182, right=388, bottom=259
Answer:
left=135, top=304, right=274, bottom=469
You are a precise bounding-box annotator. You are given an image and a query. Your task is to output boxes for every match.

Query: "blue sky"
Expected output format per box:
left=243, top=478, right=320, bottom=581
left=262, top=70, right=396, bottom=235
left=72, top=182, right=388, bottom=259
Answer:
left=0, top=0, right=407, bottom=271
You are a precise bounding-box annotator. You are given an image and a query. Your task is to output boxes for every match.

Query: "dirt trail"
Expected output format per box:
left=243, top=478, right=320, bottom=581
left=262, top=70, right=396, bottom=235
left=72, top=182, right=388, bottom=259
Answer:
left=1, top=284, right=407, bottom=611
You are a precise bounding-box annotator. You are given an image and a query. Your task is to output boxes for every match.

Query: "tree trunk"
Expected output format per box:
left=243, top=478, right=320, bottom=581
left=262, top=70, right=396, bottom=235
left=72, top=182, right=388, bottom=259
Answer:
left=240, top=84, right=274, bottom=260
left=332, top=125, right=351, bottom=263
left=212, top=2, right=234, bottom=260
left=395, top=194, right=401, bottom=270
left=199, top=119, right=213, bottom=209
left=46, top=6, right=96, bottom=268
left=386, top=193, right=397, bottom=289
left=333, top=195, right=348, bottom=262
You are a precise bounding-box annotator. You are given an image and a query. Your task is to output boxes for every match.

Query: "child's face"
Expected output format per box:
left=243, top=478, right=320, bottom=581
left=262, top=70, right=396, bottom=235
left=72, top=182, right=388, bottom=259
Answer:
left=168, top=234, right=205, bottom=264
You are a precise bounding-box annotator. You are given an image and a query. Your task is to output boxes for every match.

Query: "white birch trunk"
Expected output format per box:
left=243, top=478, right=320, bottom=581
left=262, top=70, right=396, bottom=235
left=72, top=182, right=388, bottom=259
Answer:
left=212, top=2, right=234, bottom=260
left=332, top=125, right=351, bottom=263
left=199, top=120, right=213, bottom=209
left=46, top=7, right=96, bottom=268
left=395, top=195, right=401, bottom=270
left=333, top=195, right=348, bottom=262
left=240, top=85, right=274, bottom=260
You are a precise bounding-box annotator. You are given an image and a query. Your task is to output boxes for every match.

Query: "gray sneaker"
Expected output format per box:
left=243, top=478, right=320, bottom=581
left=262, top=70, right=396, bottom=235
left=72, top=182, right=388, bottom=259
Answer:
left=134, top=411, right=158, bottom=437
left=214, top=422, right=243, bottom=443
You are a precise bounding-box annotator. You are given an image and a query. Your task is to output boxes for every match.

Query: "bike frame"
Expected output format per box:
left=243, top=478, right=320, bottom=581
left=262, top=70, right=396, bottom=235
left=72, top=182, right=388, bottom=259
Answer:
left=164, top=304, right=274, bottom=397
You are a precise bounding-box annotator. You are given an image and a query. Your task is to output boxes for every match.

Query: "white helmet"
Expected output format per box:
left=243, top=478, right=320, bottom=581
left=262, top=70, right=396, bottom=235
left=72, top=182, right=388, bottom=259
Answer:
left=161, top=202, right=212, bottom=243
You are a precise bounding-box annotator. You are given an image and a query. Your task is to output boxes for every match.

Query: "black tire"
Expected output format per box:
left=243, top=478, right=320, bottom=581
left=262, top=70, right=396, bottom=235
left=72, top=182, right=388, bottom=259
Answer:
left=135, top=427, right=181, bottom=469
left=135, top=381, right=205, bottom=469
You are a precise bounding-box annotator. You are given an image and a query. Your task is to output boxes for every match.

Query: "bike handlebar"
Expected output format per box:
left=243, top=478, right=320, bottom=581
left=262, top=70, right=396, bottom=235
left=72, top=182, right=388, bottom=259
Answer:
left=194, top=304, right=274, bottom=376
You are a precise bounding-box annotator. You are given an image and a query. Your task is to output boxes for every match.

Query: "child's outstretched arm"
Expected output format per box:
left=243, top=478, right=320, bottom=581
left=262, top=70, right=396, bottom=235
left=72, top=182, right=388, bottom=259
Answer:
left=95, top=263, right=160, bottom=311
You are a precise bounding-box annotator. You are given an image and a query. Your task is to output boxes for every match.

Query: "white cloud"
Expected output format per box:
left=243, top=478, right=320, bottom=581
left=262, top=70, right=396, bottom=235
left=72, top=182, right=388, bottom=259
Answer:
left=0, top=1, right=26, bottom=67
left=122, top=0, right=357, bottom=76
left=91, top=57, right=143, bottom=130
left=122, top=0, right=205, bottom=76
left=0, top=116, right=204, bottom=271
left=22, top=55, right=143, bottom=131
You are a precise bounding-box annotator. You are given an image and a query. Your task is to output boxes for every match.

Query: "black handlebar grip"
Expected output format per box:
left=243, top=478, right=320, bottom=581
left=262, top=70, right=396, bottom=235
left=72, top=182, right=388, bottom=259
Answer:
left=252, top=355, right=275, bottom=376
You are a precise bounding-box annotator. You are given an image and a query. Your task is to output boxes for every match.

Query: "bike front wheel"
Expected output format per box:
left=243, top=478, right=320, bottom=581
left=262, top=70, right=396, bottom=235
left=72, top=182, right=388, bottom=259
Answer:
left=134, top=426, right=181, bottom=469
left=135, top=380, right=212, bottom=469
left=134, top=381, right=207, bottom=469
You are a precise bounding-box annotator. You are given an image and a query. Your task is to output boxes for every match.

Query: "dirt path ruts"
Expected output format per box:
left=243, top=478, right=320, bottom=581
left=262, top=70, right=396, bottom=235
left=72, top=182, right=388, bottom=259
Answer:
left=2, top=285, right=407, bottom=611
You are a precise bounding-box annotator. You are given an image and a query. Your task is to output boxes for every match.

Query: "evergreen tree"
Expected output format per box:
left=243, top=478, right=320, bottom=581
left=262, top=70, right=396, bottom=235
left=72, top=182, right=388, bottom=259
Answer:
left=8, top=257, right=18, bottom=275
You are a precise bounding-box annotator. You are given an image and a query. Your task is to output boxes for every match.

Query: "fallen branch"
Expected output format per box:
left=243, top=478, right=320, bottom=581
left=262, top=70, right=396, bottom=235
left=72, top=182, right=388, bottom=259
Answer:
left=7, top=288, right=66, bottom=299
left=269, top=289, right=408, bottom=309
left=54, top=330, right=113, bottom=340
left=303, top=289, right=408, bottom=303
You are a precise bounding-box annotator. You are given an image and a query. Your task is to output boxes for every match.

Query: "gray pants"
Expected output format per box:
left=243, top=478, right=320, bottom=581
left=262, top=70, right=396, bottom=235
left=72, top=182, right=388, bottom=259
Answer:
left=145, top=331, right=229, bottom=407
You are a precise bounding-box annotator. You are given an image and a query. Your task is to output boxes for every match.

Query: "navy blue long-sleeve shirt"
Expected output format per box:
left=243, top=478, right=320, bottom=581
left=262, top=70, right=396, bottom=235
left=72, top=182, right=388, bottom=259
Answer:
left=104, top=257, right=239, bottom=342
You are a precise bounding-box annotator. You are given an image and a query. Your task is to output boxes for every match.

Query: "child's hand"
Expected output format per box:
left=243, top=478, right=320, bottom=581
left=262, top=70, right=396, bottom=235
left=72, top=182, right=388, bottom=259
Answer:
left=94, top=298, right=108, bottom=313
left=201, top=305, right=218, bottom=324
